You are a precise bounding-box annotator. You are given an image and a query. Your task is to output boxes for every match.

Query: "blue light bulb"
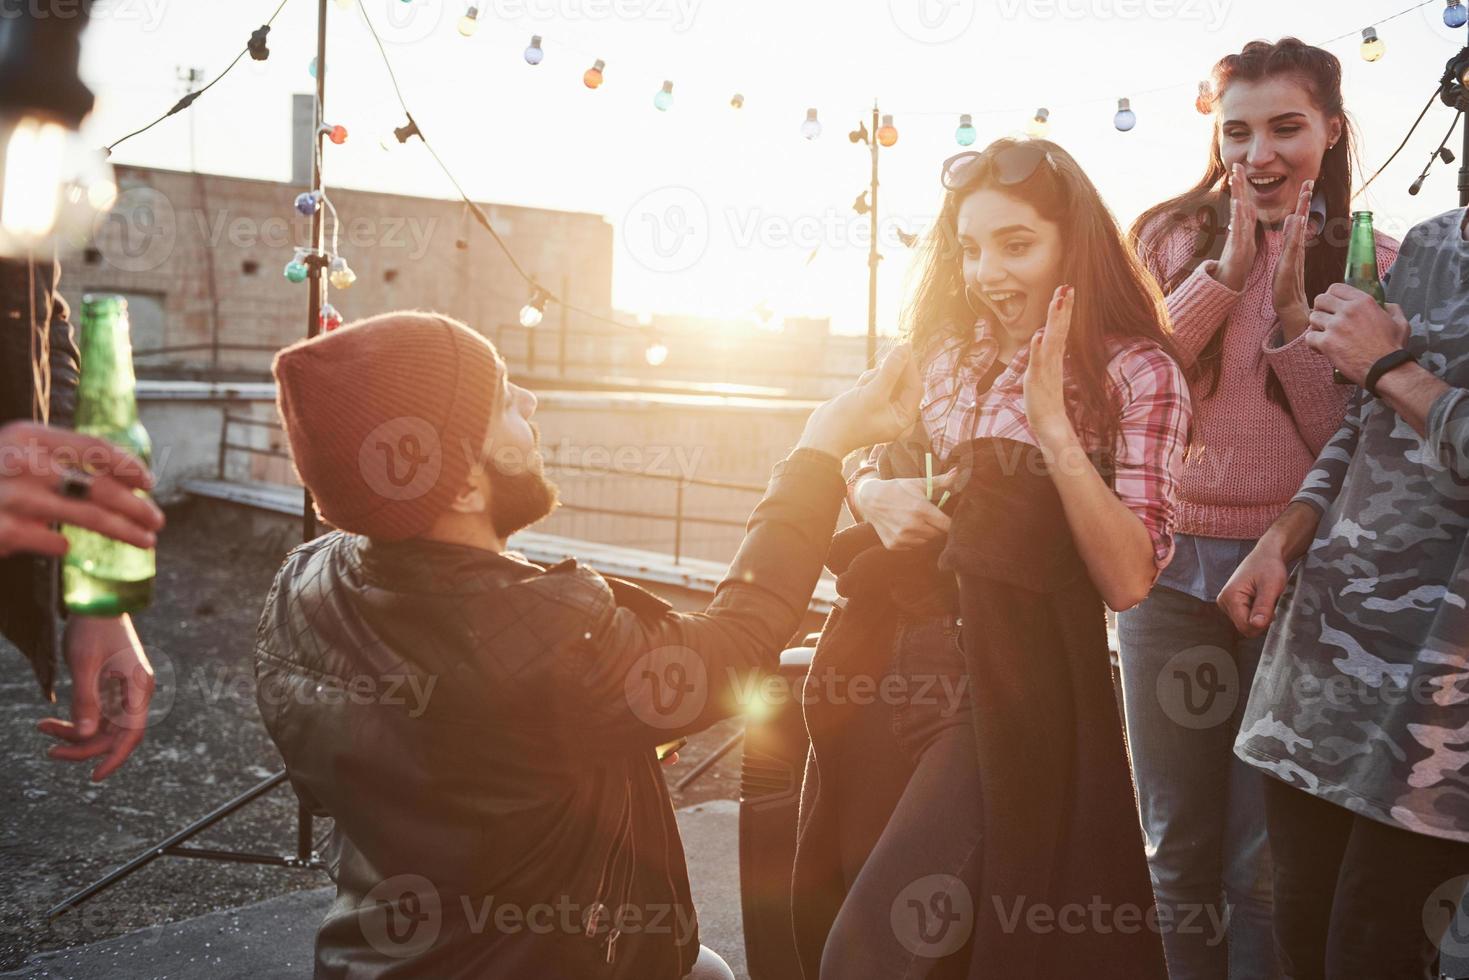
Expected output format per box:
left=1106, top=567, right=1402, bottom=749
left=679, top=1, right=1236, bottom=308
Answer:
left=1114, top=98, right=1137, bottom=132
left=1447, top=0, right=1468, bottom=28
left=955, top=113, right=977, bottom=146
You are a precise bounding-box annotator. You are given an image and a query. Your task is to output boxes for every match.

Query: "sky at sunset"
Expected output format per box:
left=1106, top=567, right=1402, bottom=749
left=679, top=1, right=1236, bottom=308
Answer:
left=80, top=0, right=1469, bottom=336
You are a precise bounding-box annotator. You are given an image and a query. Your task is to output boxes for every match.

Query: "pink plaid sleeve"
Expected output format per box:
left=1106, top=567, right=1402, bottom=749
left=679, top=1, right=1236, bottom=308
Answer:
left=1107, top=344, right=1192, bottom=570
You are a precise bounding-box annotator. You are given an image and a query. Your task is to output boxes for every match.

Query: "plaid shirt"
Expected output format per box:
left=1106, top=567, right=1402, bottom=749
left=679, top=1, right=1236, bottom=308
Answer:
left=853, top=322, right=1191, bottom=567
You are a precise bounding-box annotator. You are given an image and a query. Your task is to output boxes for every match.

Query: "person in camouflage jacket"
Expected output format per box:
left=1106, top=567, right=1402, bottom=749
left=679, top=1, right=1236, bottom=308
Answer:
left=1219, top=206, right=1469, bottom=978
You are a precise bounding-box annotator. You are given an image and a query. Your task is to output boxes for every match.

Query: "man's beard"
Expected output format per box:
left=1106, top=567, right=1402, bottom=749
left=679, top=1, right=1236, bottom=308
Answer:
left=484, top=425, right=559, bottom=539
left=487, top=467, right=559, bottom=539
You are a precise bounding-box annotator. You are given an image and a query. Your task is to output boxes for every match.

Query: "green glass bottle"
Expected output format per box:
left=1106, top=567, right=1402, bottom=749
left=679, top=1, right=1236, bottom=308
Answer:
left=1334, top=211, right=1384, bottom=384
left=62, top=296, right=155, bottom=614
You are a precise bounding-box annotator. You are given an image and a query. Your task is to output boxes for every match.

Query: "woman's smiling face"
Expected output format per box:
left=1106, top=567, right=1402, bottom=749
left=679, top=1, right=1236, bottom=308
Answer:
left=1217, top=75, right=1341, bottom=223
left=956, top=186, right=1064, bottom=346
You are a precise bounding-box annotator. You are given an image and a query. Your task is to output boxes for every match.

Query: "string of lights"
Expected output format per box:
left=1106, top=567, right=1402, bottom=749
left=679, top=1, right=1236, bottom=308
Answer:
left=100, top=0, right=1466, bottom=358
left=104, top=0, right=293, bottom=155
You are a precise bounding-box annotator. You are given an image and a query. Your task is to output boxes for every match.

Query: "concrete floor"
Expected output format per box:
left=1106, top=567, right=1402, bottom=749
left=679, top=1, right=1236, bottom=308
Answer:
left=0, top=802, right=750, bottom=980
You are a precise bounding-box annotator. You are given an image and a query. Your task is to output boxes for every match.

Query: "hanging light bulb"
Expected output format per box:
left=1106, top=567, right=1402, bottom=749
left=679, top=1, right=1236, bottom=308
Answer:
left=1114, top=98, right=1137, bottom=132
left=458, top=5, right=480, bottom=36
left=519, top=287, right=548, bottom=328
left=644, top=338, right=669, bottom=367
left=328, top=255, right=356, bottom=290
left=876, top=114, right=898, bottom=147
left=524, top=35, right=544, bottom=65
left=1195, top=81, right=1214, bottom=115
left=654, top=81, right=674, bottom=111
left=1026, top=108, right=1050, bottom=139
left=320, top=302, right=344, bottom=332
left=730, top=93, right=745, bottom=109
left=308, top=56, right=317, bottom=78
left=283, top=248, right=309, bottom=283
left=1446, top=0, right=1468, bottom=28
left=294, top=190, right=322, bottom=216
left=1360, top=27, right=1384, bottom=62
left=955, top=113, right=977, bottom=146
left=321, top=123, right=348, bottom=145
left=583, top=59, right=605, bottom=89
left=801, top=108, right=822, bottom=140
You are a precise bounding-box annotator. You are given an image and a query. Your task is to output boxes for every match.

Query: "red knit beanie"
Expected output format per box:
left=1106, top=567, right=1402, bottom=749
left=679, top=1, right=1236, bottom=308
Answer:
left=271, top=311, right=503, bottom=541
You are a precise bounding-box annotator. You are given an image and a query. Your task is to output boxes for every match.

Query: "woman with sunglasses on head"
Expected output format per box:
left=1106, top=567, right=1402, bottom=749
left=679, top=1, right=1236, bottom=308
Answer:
left=1120, top=38, right=1399, bottom=980
left=790, top=138, right=1189, bottom=980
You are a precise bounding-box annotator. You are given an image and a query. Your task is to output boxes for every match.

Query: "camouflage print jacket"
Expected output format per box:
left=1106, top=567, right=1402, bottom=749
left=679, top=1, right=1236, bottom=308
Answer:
left=1234, top=207, right=1469, bottom=843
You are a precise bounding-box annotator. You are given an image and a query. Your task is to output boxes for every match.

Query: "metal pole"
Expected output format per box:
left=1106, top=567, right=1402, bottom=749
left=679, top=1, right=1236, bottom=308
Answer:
left=559, top=272, right=569, bottom=378
left=866, top=101, right=880, bottom=370
left=302, top=0, right=328, bottom=544
left=674, top=479, right=685, bottom=565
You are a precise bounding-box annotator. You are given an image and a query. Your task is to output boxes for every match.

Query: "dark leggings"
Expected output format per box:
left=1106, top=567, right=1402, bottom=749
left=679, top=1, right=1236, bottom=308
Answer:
left=1262, top=775, right=1469, bottom=980
left=819, top=613, right=983, bottom=980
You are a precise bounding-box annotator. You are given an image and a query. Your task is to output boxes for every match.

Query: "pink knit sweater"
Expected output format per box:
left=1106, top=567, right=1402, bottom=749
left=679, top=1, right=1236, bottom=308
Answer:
left=1141, top=218, right=1399, bottom=539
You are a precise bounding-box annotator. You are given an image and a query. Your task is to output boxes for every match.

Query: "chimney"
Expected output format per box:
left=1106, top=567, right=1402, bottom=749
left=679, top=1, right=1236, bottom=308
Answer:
left=291, top=93, right=314, bottom=186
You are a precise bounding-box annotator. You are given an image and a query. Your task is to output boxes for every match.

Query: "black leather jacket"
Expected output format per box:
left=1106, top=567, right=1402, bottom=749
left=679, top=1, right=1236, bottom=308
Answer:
left=0, top=257, right=80, bottom=700
left=253, top=449, right=845, bottom=979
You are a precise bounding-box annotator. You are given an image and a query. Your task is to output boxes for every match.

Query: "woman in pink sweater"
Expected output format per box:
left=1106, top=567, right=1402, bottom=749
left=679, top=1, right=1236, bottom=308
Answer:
left=1119, top=38, right=1399, bottom=980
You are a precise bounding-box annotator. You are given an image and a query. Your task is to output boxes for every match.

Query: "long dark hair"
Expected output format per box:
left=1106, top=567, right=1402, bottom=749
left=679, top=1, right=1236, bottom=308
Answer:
left=1130, top=37, right=1354, bottom=407
left=903, top=138, right=1182, bottom=455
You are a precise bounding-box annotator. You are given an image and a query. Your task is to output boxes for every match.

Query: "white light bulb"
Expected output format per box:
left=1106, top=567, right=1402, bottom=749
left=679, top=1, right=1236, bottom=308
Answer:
left=645, top=341, right=669, bottom=366
left=519, top=303, right=544, bottom=328
left=1, top=117, right=66, bottom=243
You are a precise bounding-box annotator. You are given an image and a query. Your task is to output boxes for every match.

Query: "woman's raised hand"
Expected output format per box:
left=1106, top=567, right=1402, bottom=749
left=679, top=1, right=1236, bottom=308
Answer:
left=1272, top=178, right=1314, bottom=341
left=1022, top=284, right=1078, bottom=451
left=1213, top=164, right=1258, bottom=291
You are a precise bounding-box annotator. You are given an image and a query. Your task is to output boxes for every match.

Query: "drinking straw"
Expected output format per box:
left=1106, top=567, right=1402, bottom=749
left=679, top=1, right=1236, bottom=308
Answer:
left=925, top=452, right=933, bottom=501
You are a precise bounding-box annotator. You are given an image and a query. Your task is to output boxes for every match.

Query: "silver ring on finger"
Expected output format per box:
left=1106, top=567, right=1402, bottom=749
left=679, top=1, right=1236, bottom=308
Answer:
left=58, top=468, right=94, bottom=501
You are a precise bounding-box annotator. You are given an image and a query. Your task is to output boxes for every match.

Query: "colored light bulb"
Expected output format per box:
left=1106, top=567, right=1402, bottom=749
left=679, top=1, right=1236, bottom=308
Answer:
left=1195, top=81, right=1214, bottom=115
left=328, top=256, right=356, bottom=290
left=730, top=93, right=744, bottom=109
left=284, top=249, right=309, bottom=283
left=1114, top=98, right=1136, bottom=132
left=955, top=113, right=976, bottom=146
left=294, top=190, right=322, bottom=216
left=327, top=124, right=348, bottom=145
left=654, top=81, right=674, bottom=111
left=320, top=302, right=343, bottom=332
left=1360, top=27, right=1384, bottom=62
left=525, top=35, right=544, bottom=64
left=1447, top=0, right=1467, bottom=28
left=458, top=6, right=479, bottom=36
left=584, top=59, right=605, bottom=89
left=876, top=114, right=898, bottom=147
left=308, top=57, right=317, bottom=78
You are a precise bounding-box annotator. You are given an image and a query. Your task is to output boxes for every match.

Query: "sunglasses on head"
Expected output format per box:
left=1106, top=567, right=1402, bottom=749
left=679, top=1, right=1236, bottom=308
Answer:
left=941, top=141, right=1057, bottom=192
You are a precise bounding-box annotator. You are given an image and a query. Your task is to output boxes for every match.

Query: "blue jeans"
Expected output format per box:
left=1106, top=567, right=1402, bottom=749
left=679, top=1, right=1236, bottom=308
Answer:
left=1116, top=586, right=1281, bottom=980
left=821, top=613, right=983, bottom=980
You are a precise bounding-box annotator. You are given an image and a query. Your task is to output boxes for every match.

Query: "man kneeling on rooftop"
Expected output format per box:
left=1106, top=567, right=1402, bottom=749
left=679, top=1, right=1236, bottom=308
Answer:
left=253, top=310, right=920, bottom=979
